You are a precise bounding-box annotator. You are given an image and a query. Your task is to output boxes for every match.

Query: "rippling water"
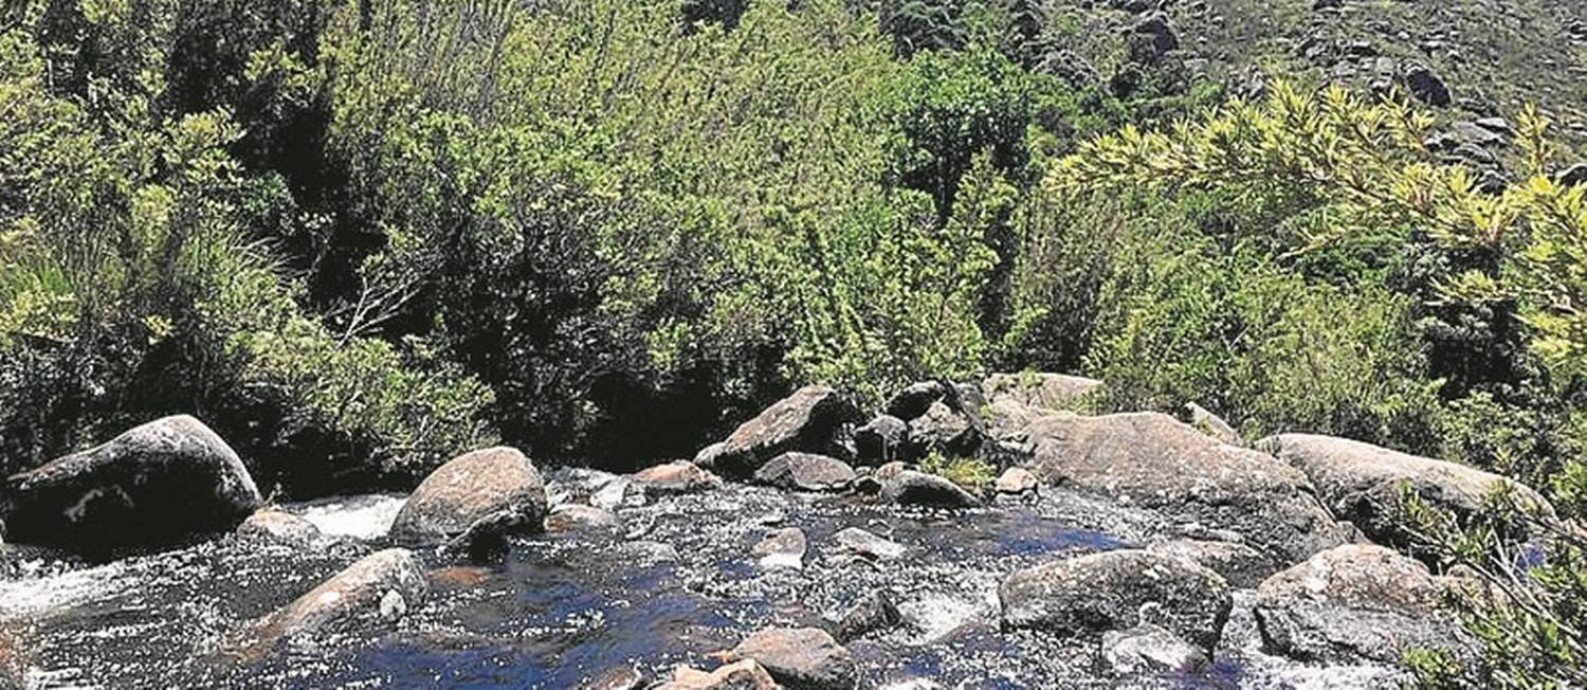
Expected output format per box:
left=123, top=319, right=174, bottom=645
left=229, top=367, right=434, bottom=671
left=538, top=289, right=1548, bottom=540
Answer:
left=0, top=471, right=1406, bottom=689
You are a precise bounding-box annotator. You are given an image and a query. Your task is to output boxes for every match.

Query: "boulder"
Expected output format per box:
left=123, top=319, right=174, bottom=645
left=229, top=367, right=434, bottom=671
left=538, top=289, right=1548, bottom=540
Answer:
left=830, top=527, right=908, bottom=561
left=880, top=471, right=981, bottom=509
left=1258, top=434, right=1554, bottom=553
left=982, top=373, right=1102, bottom=413
left=728, top=627, right=859, bottom=690
left=752, top=527, right=807, bottom=570
left=1145, top=539, right=1271, bottom=588
left=753, top=453, right=855, bottom=492
left=854, top=415, right=909, bottom=465
left=635, top=461, right=723, bottom=496
left=389, top=447, right=547, bottom=546
left=831, top=589, right=902, bottom=642
left=658, top=660, right=778, bottom=690
left=443, top=507, right=540, bottom=562
left=544, top=504, right=621, bottom=534
left=1, top=415, right=261, bottom=550
left=906, top=401, right=984, bottom=459
left=999, top=549, right=1233, bottom=652
left=1100, top=624, right=1208, bottom=676
left=1184, top=403, right=1241, bottom=446
left=237, top=510, right=322, bottom=548
left=700, top=386, right=863, bottom=478
left=1254, top=544, right=1468, bottom=663
left=1014, top=413, right=1352, bottom=565
left=994, top=467, right=1038, bottom=496
left=242, top=548, right=428, bottom=652
left=884, top=381, right=953, bottom=421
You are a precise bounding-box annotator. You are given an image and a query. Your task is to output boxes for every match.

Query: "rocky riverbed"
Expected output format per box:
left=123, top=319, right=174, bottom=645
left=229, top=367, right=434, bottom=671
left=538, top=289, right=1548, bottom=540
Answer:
left=0, top=376, right=1523, bottom=689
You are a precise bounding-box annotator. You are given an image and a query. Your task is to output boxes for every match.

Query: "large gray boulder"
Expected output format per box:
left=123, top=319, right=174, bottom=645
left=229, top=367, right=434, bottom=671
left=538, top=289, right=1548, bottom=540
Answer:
left=2, top=415, right=261, bottom=550
left=1013, top=413, right=1353, bottom=566
left=1258, top=434, right=1554, bottom=552
left=389, top=447, right=547, bottom=545
left=728, top=627, right=859, bottom=690
left=1255, top=544, right=1469, bottom=663
left=1000, top=549, right=1232, bottom=653
left=241, top=548, right=428, bottom=653
left=699, top=386, right=863, bottom=478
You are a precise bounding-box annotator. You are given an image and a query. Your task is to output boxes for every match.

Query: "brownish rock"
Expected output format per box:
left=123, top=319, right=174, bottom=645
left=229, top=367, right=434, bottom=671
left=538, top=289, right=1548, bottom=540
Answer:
left=389, top=447, right=547, bottom=545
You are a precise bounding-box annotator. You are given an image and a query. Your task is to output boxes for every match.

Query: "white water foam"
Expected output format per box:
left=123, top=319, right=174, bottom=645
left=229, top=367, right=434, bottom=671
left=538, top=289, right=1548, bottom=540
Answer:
left=290, top=494, right=407, bottom=540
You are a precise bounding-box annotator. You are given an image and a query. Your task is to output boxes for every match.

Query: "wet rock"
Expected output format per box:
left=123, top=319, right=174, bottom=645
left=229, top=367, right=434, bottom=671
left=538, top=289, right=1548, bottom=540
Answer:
left=580, top=665, right=645, bottom=690
left=830, top=527, right=907, bottom=561
left=1014, top=412, right=1353, bottom=565
left=728, top=627, right=859, bottom=690
left=752, top=527, right=807, bottom=570
left=884, top=381, right=953, bottom=421
left=982, top=373, right=1102, bottom=414
left=635, top=461, right=723, bottom=496
left=658, top=660, right=777, bottom=690
left=698, top=386, right=863, bottom=478
left=236, top=510, right=321, bottom=548
left=854, top=415, right=909, bottom=465
left=1450, top=120, right=1505, bottom=147
left=907, top=401, right=984, bottom=458
left=994, top=467, right=1038, bottom=496
left=243, top=548, right=428, bottom=652
left=1100, top=623, right=1208, bottom=676
left=1184, top=402, right=1241, bottom=446
left=831, top=589, right=903, bottom=642
left=443, top=507, right=541, bottom=562
left=999, top=549, right=1233, bottom=653
left=545, top=504, right=621, bottom=534
left=880, top=471, right=981, bottom=508
left=1, top=415, right=261, bottom=551
left=1254, top=544, right=1467, bottom=664
left=752, top=453, right=855, bottom=492
left=1258, top=434, right=1554, bottom=554
left=1146, top=539, right=1271, bottom=588
left=389, top=447, right=547, bottom=546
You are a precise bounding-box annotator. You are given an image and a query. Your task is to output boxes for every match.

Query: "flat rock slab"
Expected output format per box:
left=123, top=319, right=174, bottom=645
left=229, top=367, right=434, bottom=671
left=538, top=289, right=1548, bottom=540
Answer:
left=390, top=447, right=547, bottom=545
left=1013, top=412, right=1352, bottom=566
left=1259, top=433, right=1554, bottom=551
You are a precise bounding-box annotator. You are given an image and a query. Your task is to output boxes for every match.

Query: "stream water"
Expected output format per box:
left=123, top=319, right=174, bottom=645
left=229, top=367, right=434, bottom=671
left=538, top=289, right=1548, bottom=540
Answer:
left=0, top=469, right=1406, bottom=689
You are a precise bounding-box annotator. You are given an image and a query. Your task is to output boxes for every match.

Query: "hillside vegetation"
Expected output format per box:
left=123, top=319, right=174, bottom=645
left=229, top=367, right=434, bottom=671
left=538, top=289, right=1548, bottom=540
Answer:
left=2, top=0, right=1587, bottom=685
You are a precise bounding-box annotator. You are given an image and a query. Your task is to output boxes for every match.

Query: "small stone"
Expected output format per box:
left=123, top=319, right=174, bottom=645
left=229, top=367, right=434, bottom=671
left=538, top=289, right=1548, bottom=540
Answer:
left=880, top=471, right=981, bottom=508
left=831, top=527, right=907, bottom=561
left=752, top=527, right=808, bottom=570
left=1101, top=624, right=1209, bottom=675
left=545, top=504, right=621, bottom=534
left=378, top=589, right=407, bottom=621
left=658, top=660, right=777, bottom=690
left=580, top=666, right=645, bottom=690
left=994, top=468, right=1038, bottom=495
left=831, top=589, right=902, bottom=642
left=728, top=627, right=859, bottom=690
left=237, top=510, right=321, bottom=548
left=635, top=461, right=723, bottom=496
